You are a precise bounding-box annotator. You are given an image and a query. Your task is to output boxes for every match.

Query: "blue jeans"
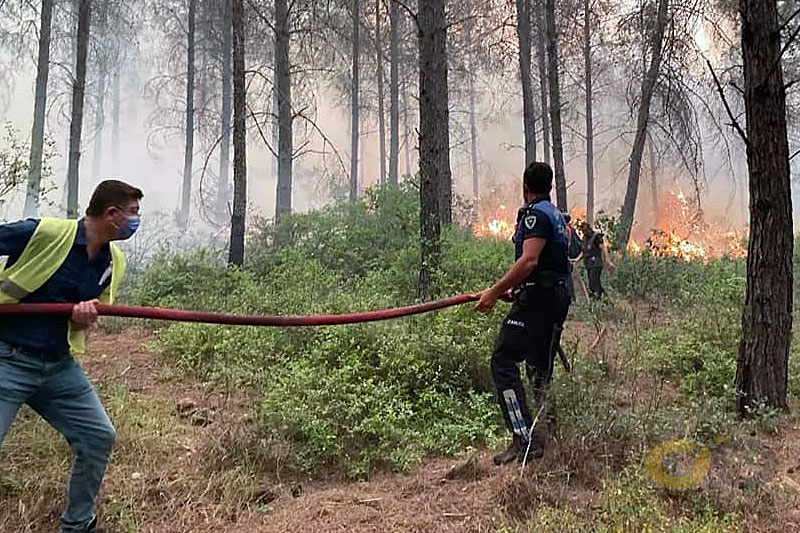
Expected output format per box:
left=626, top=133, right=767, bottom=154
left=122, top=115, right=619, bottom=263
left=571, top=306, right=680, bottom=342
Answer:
left=0, top=341, right=116, bottom=533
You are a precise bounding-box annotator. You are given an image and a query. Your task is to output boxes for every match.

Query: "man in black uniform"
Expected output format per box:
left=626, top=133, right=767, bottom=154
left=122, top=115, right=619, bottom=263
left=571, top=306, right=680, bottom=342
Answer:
left=476, top=162, right=570, bottom=464
left=580, top=221, right=615, bottom=299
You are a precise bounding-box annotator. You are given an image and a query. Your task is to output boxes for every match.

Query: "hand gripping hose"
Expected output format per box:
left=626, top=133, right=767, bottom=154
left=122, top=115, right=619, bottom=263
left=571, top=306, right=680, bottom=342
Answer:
left=0, top=293, right=482, bottom=326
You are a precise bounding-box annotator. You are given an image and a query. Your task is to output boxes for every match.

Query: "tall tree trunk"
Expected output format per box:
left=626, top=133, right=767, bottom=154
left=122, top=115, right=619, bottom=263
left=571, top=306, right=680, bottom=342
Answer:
left=111, top=70, right=120, bottom=161
left=536, top=0, right=550, bottom=165
left=91, top=0, right=108, bottom=184
left=648, top=135, right=658, bottom=225
left=417, top=0, right=451, bottom=298
left=517, top=0, right=536, bottom=165
left=403, top=77, right=411, bottom=178
left=272, top=38, right=279, bottom=185
left=228, top=0, right=247, bottom=266
left=350, top=0, right=360, bottom=202
left=179, top=0, right=196, bottom=229
left=616, top=0, right=668, bottom=247
left=388, top=0, right=400, bottom=185
left=23, top=0, right=54, bottom=218
left=66, top=0, right=91, bottom=219
left=469, top=67, right=479, bottom=200
left=275, top=0, right=293, bottom=218
left=584, top=0, right=594, bottom=224
left=735, top=0, right=793, bottom=415
left=545, top=0, right=566, bottom=210
left=62, top=0, right=79, bottom=213
left=91, top=68, right=106, bottom=183
left=216, top=0, right=232, bottom=221
left=376, top=0, right=387, bottom=185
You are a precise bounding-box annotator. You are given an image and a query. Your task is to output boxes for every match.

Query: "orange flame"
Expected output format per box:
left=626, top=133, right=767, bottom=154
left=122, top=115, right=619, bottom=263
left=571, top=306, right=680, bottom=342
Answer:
left=474, top=201, right=515, bottom=240
left=472, top=189, right=746, bottom=261
left=628, top=190, right=747, bottom=261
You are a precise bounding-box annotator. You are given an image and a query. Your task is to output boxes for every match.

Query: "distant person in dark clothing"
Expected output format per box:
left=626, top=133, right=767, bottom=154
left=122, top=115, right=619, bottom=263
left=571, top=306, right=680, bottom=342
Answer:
left=563, top=214, right=584, bottom=301
left=580, top=221, right=615, bottom=299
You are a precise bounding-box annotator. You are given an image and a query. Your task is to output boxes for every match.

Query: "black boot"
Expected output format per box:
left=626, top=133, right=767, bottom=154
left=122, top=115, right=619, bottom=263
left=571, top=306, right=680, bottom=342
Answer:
left=493, top=435, right=525, bottom=465
left=518, top=433, right=545, bottom=463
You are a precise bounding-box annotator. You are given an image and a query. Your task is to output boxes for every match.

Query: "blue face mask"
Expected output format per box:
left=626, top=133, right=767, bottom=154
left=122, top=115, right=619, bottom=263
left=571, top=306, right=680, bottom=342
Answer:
left=115, top=215, right=140, bottom=240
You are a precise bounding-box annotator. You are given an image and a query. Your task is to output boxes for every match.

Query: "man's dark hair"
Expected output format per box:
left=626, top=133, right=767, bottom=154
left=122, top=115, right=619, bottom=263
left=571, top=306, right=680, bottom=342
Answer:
left=523, top=162, right=553, bottom=194
left=86, top=180, right=143, bottom=217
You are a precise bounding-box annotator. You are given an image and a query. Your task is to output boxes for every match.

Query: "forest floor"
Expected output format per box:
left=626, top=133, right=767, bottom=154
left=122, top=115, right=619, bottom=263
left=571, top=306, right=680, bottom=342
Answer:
left=0, top=326, right=799, bottom=532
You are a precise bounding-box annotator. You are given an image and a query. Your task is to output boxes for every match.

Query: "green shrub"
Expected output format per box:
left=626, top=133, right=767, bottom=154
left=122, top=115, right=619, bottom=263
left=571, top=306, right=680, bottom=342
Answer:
left=246, top=183, right=419, bottom=286
left=132, top=184, right=516, bottom=475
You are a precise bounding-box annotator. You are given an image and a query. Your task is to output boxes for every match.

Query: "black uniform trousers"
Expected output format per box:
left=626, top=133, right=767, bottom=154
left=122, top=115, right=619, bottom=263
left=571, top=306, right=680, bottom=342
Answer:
left=584, top=256, right=604, bottom=298
left=491, top=282, right=570, bottom=441
left=587, top=266, right=603, bottom=298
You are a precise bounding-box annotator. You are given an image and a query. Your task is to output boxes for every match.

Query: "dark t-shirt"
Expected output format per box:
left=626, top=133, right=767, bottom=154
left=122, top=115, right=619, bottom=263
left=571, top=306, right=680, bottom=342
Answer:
left=583, top=231, right=605, bottom=268
left=0, top=219, right=112, bottom=356
left=512, top=197, right=569, bottom=285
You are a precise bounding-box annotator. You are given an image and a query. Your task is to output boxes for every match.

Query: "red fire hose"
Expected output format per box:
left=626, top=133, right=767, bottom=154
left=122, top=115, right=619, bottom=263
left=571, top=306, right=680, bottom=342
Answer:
left=0, top=293, right=574, bottom=370
left=0, top=293, right=484, bottom=326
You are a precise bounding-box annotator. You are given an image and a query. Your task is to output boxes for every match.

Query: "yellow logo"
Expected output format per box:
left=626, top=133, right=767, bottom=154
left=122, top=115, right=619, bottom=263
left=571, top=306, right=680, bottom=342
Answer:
left=645, top=437, right=728, bottom=490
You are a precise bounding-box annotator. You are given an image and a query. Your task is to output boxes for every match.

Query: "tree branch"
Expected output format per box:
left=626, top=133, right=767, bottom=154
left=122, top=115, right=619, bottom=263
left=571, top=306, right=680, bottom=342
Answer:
left=706, top=59, right=748, bottom=148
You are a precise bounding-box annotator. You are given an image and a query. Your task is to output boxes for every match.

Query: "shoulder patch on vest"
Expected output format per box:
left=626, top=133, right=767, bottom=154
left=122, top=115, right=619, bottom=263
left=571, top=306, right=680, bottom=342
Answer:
left=524, top=215, right=537, bottom=230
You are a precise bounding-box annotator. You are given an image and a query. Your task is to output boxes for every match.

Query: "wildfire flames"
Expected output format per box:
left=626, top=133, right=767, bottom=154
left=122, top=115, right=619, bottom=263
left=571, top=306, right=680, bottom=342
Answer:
left=473, top=203, right=515, bottom=239
left=472, top=189, right=747, bottom=261
left=628, top=190, right=747, bottom=261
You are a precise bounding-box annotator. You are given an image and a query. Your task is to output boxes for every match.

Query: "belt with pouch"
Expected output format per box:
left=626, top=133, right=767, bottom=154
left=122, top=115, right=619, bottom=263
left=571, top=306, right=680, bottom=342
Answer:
left=512, top=270, right=568, bottom=298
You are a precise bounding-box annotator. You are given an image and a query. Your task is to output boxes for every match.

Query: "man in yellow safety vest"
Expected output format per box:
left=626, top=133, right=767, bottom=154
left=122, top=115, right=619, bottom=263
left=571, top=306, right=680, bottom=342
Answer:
left=0, top=179, right=142, bottom=533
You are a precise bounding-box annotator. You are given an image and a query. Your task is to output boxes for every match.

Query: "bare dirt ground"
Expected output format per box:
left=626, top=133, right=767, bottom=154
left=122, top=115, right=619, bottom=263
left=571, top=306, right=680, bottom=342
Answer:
left=2, top=328, right=800, bottom=532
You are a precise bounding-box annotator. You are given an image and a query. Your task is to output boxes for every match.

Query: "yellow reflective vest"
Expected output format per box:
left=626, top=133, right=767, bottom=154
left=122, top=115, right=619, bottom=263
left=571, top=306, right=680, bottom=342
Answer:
left=0, top=218, right=125, bottom=355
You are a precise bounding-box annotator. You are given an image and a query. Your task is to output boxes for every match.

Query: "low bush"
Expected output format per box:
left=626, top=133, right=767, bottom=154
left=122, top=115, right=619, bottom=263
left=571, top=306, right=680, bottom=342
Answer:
left=130, top=185, right=512, bottom=476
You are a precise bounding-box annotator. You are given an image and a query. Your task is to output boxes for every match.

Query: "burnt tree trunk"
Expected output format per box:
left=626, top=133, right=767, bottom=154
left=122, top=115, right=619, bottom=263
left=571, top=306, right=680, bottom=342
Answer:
left=23, top=0, right=54, bottom=218
left=66, top=0, right=91, bottom=219
left=517, top=0, right=536, bottom=165
left=545, top=0, right=566, bottom=210
left=350, top=0, right=360, bottom=202
left=228, top=0, right=247, bottom=266
left=616, top=0, right=668, bottom=247
left=648, top=135, right=659, bottom=225
left=418, top=0, right=451, bottom=298
left=388, top=0, right=400, bottom=185
left=178, top=0, right=196, bottom=228
left=216, top=0, right=233, bottom=221
left=275, top=0, right=293, bottom=218
left=536, top=0, right=550, bottom=165
left=735, top=0, right=793, bottom=415
left=584, top=0, right=594, bottom=224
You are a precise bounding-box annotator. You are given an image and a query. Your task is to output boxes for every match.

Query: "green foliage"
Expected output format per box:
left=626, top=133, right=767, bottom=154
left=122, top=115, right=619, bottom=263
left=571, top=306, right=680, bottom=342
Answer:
left=258, top=318, right=499, bottom=478
left=247, top=183, right=419, bottom=286
left=131, top=184, right=509, bottom=476
left=618, top=257, right=744, bottom=402
left=609, top=253, right=745, bottom=306
left=595, top=467, right=741, bottom=532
